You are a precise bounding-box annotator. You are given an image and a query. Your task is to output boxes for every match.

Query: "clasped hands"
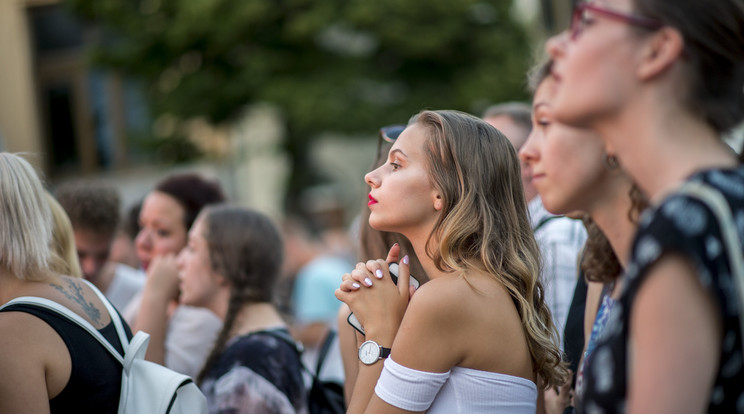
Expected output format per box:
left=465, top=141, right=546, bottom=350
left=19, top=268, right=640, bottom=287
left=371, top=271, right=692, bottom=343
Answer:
left=335, top=244, right=416, bottom=344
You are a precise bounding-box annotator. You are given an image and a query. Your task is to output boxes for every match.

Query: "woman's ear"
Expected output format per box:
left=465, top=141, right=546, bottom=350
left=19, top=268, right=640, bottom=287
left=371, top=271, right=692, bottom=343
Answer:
left=433, top=193, right=444, bottom=211
left=637, top=27, right=685, bottom=81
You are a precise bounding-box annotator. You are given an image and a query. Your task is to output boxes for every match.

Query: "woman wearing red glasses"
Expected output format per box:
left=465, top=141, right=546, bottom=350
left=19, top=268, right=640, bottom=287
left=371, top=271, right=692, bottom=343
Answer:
left=547, top=0, right=744, bottom=413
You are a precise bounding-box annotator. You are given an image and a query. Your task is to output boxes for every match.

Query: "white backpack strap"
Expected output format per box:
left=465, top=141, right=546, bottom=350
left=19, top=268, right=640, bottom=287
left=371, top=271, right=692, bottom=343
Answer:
left=678, top=181, right=744, bottom=356
left=0, top=296, right=124, bottom=364
left=79, top=279, right=130, bottom=351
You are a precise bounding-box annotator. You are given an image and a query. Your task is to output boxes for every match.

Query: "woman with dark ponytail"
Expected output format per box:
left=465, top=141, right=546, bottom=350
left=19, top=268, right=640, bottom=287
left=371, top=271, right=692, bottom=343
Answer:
left=177, top=205, right=307, bottom=413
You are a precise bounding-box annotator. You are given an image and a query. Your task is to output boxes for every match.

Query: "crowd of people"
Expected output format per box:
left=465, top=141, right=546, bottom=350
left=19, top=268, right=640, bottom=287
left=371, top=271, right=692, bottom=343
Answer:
left=0, top=0, right=743, bottom=412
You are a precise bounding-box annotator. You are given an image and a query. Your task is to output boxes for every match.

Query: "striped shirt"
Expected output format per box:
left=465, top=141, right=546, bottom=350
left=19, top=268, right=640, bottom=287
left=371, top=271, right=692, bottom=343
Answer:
left=528, top=196, right=587, bottom=342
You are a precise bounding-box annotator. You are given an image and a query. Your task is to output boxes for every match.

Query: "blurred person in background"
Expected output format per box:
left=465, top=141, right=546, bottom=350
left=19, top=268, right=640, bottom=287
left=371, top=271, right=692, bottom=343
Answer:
left=483, top=102, right=539, bottom=203
left=46, top=192, right=83, bottom=279
left=546, top=0, right=744, bottom=411
left=109, top=200, right=143, bottom=270
left=520, top=59, right=648, bottom=413
left=282, top=215, right=351, bottom=387
left=124, top=172, right=226, bottom=378
left=56, top=180, right=144, bottom=311
left=178, top=205, right=307, bottom=413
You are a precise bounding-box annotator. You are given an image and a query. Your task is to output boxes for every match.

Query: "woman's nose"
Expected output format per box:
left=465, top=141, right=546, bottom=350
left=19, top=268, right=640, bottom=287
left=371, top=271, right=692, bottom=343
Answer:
left=365, top=168, right=380, bottom=188
left=546, top=31, right=569, bottom=60
left=519, top=132, right=540, bottom=165
left=135, top=228, right=151, bottom=250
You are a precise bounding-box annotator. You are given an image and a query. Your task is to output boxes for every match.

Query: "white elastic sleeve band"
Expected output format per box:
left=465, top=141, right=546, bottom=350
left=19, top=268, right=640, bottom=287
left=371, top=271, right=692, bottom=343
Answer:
left=374, top=357, right=450, bottom=412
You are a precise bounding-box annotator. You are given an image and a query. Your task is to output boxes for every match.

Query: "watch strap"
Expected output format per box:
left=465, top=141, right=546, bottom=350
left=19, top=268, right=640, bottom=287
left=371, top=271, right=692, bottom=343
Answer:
left=379, top=346, right=391, bottom=359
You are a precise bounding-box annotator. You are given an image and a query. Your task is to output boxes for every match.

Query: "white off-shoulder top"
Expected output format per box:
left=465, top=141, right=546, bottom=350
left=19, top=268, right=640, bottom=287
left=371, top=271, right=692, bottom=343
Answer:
left=375, top=357, right=537, bottom=413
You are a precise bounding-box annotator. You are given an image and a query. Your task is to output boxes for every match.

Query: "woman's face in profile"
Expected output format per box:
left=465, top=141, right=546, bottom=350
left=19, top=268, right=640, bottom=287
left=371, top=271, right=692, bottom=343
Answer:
left=520, top=78, right=609, bottom=216
left=364, top=123, right=442, bottom=235
left=135, top=191, right=188, bottom=270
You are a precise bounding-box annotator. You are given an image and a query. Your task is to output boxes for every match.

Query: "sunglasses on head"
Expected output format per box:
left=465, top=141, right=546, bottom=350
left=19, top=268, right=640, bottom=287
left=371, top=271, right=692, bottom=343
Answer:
left=376, top=125, right=406, bottom=160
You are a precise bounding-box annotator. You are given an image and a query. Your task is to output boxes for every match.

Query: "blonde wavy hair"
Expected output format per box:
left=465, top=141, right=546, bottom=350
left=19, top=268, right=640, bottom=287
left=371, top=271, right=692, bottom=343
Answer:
left=414, top=110, right=569, bottom=387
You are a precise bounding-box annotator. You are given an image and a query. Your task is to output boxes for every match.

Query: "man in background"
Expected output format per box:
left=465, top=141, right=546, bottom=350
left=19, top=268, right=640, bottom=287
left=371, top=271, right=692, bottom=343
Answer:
left=56, top=181, right=144, bottom=311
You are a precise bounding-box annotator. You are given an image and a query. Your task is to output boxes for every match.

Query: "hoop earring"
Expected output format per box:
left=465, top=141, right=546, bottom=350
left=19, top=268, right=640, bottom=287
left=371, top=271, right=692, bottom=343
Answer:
left=605, top=155, right=620, bottom=170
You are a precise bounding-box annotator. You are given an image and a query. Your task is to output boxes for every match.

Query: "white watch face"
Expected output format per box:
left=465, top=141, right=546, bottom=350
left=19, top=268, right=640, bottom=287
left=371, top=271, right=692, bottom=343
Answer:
left=359, top=340, right=381, bottom=365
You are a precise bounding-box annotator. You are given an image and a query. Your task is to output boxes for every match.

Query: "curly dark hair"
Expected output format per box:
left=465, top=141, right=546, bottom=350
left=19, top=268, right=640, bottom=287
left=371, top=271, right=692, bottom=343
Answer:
left=581, top=185, right=649, bottom=283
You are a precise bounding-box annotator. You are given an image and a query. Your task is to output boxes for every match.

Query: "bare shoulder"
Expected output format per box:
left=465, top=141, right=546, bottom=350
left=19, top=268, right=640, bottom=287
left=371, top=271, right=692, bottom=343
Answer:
left=405, top=273, right=512, bottom=325
left=392, top=274, right=505, bottom=371
left=410, top=276, right=465, bottom=303
left=388, top=268, right=536, bottom=381
left=405, top=276, right=474, bottom=322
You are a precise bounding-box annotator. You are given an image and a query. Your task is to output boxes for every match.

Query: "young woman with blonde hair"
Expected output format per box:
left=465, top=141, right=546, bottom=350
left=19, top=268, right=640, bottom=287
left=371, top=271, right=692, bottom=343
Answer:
left=0, top=153, right=130, bottom=412
left=337, top=110, right=567, bottom=413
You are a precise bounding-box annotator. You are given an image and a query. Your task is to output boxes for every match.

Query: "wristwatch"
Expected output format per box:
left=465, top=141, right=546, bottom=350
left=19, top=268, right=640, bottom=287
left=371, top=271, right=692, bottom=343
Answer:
left=358, top=340, right=391, bottom=365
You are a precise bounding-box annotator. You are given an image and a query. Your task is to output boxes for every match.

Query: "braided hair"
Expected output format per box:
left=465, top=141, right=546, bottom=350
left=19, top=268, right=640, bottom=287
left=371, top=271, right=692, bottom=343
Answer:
left=195, top=205, right=284, bottom=384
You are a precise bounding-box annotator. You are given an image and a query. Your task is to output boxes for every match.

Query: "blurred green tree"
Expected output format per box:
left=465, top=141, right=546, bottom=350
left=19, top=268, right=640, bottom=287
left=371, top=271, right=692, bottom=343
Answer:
left=65, top=0, right=532, bottom=207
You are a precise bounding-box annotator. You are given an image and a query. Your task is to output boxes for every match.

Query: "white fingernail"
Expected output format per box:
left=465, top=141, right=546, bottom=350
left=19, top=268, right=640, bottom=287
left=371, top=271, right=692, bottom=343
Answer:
left=352, top=283, right=360, bottom=289
left=364, top=277, right=373, bottom=286
left=375, top=269, right=383, bottom=279
left=403, top=255, right=409, bottom=265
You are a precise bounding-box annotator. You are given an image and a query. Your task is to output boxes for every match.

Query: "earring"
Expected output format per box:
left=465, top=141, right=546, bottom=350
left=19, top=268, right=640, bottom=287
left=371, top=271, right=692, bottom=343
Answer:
left=605, top=155, right=620, bottom=170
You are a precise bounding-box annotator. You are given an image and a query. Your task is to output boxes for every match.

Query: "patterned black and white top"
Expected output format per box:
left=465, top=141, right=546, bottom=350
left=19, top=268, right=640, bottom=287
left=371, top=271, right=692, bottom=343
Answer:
left=201, top=329, right=309, bottom=414
left=579, top=167, right=744, bottom=413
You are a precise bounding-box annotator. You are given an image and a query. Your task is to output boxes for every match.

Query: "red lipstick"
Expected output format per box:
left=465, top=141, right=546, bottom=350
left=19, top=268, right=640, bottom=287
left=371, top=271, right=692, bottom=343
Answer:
left=368, top=194, right=378, bottom=206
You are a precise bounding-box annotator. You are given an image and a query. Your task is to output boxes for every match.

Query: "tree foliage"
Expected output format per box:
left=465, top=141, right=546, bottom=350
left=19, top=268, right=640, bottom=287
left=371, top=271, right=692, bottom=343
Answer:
left=65, top=0, right=532, bottom=198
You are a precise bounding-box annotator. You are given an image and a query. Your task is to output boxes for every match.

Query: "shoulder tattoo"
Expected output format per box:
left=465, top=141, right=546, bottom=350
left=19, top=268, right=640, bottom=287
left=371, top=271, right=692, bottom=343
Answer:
left=50, top=279, right=102, bottom=325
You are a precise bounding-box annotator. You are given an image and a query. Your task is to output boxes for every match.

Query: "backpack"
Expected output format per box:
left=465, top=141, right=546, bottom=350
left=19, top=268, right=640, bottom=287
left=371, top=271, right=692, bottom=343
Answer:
left=0, top=280, right=208, bottom=414
left=264, top=329, right=346, bottom=414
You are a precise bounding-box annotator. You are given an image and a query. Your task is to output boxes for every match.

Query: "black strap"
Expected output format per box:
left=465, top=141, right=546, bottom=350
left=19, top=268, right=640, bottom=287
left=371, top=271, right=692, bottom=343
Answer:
left=314, top=330, right=336, bottom=375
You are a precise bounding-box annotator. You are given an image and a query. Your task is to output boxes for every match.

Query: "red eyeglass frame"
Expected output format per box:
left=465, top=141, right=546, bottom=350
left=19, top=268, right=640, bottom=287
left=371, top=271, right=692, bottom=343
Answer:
left=570, top=2, right=663, bottom=40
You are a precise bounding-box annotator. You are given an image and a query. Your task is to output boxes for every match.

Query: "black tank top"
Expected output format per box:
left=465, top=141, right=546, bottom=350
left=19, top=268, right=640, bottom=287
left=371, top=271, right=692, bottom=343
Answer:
left=0, top=303, right=132, bottom=413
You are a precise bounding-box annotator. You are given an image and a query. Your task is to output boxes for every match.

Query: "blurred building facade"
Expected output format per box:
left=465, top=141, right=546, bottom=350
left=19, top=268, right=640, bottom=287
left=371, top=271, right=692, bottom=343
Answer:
left=1, top=0, right=143, bottom=175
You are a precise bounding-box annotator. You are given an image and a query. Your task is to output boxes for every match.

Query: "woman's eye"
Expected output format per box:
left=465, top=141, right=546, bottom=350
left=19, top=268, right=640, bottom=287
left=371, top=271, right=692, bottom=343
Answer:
left=156, top=229, right=170, bottom=237
left=390, top=162, right=401, bottom=170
